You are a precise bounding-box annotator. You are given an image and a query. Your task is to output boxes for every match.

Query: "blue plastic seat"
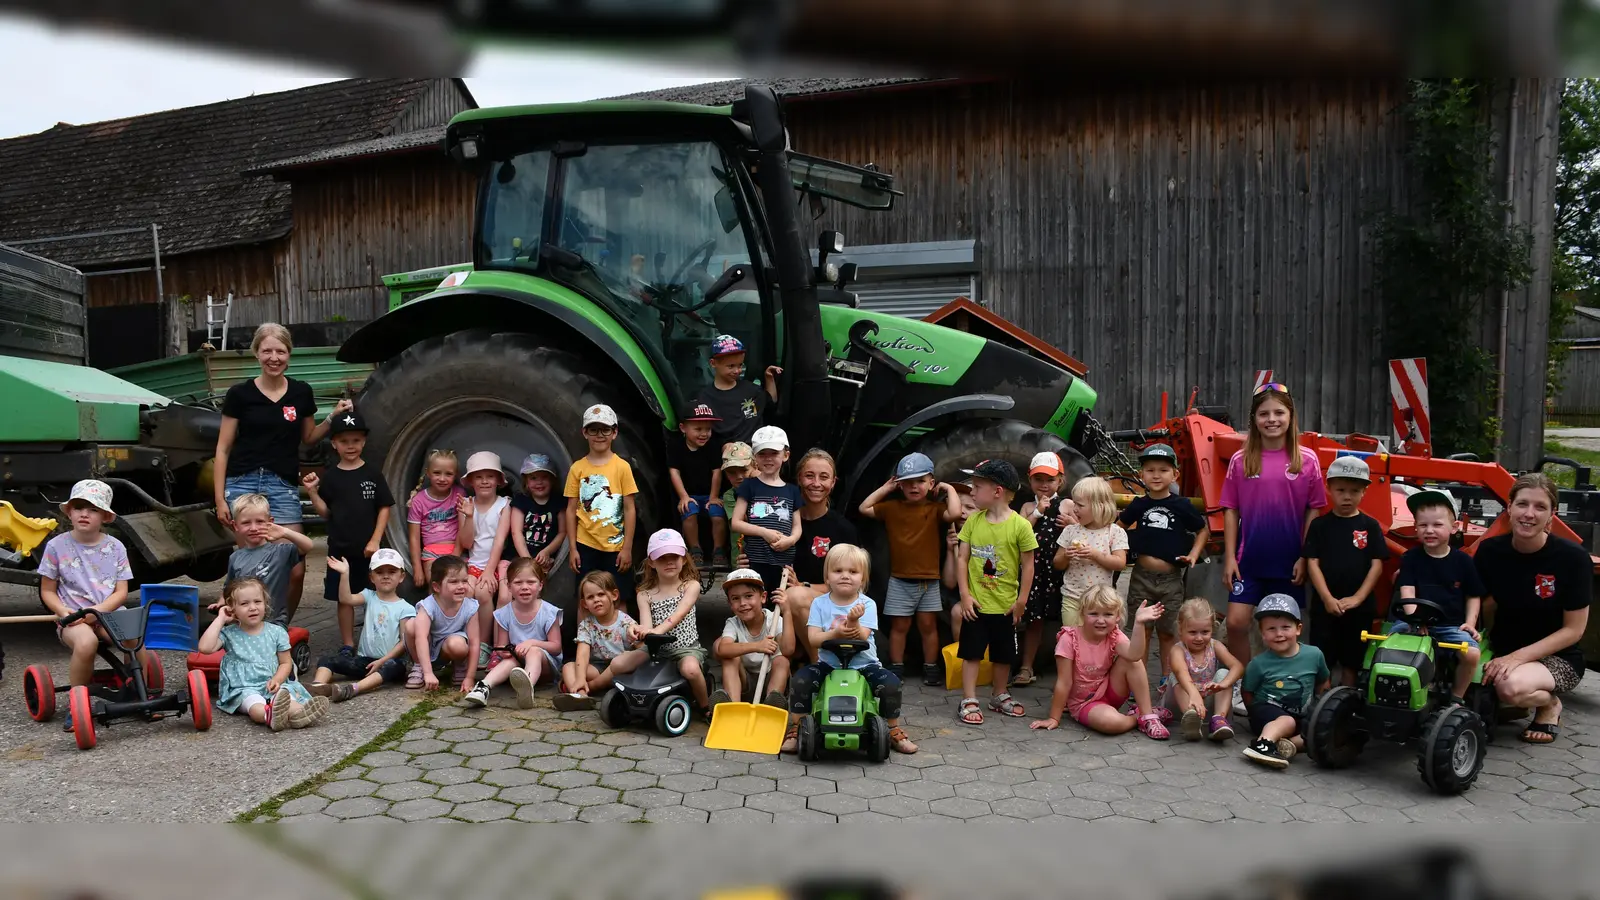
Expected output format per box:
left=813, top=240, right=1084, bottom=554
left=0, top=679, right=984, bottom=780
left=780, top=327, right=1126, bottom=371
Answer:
left=134, top=583, right=201, bottom=652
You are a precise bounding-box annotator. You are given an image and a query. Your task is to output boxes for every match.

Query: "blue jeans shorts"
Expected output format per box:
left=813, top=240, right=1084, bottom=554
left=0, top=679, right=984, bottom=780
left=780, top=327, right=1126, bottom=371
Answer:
left=224, top=468, right=303, bottom=525
left=1389, top=621, right=1479, bottom=650
left=681, top=496, right=727, bottom=520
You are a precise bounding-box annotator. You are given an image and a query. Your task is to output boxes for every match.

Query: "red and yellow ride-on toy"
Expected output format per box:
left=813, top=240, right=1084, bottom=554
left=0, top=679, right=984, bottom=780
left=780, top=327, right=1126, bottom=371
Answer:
left=22, top=586, right=211, bottom=750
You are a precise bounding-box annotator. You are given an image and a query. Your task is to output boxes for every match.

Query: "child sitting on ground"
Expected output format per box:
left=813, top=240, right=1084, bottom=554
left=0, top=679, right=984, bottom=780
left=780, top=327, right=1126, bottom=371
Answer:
left=712, top=568, right=793, bottom=708
left=409, top=555, right=483, bottom=692
left=636, top=529, right=711, bottom=718
left=1302, top=457, right=1390, bottom=687
left=670, top=401, right=731, bottom=571
left=459, top=451, right=511, bottom=636
left=859, top=452, right=960, bottom=685
left=782, top=543, right=917, bottom=754
left=226, top=493, right=314, bottom=627
left=955, top=459, right=1036, bottom=724
left=511, top=454, right=567, bottom=574
left=309, top=549, right=416, bottom=703
left=1053, top=475, right=1129, bottom=630
left=1392, top=488, right=1485, bottom=702
left=1160, top=597, right=1241, bottom=741
left=1241, top=594, right=1330, bottom=769
left=407, top=449, right=465, bottom=589
left=555, top=572, right=648, bottom=711
left=1017, top=451, right=1068, bottom=687
left=38, top=480, right=140, bottom=730
left=731, top=426, right=802, bottom=596
left=302, top=407, right=394, bottom=655
left=466, top=558, right=561, bottom=709
left=1031, top=585, right=1168, bottom=739
left=199, top=578, right=328, bottom=731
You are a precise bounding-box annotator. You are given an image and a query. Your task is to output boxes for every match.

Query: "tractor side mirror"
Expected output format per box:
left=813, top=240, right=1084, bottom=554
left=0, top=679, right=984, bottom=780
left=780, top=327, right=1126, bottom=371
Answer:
left=714, top=185, right=741, bottom=234
left=835, top=262, right=858, bottom=291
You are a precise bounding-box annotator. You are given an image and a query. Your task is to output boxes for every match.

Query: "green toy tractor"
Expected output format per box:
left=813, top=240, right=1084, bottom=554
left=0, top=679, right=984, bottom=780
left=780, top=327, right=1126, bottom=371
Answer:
left=1304, top=598, right=1490, bottom=795
left=795, top=640, right=890, bottom=763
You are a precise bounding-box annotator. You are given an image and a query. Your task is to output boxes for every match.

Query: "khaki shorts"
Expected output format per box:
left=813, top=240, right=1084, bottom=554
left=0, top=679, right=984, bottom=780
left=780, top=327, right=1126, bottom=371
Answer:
left=1060, top=591, right=1082, bottom=627
left=1127, top=565, right=1186, bottom=637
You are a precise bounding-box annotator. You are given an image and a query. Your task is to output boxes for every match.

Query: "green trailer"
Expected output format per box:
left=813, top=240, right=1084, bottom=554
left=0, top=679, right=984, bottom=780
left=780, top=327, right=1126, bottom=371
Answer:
left=0, top=244, right=234, bottom=591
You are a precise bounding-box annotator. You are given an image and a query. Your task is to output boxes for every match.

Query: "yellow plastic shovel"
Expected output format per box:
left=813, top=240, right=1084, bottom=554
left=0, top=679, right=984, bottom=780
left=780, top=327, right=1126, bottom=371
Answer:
left=704, top=574, right=789, bottom=754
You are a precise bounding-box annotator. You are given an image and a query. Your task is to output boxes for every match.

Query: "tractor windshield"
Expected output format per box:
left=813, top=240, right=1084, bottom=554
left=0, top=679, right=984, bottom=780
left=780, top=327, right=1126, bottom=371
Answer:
left=479, top=140, right=767, bottom=403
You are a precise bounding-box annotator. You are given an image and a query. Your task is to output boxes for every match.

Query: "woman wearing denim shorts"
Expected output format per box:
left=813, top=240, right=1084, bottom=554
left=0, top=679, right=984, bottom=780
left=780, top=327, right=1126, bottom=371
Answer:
left=213, top=323, right=350, bottom=620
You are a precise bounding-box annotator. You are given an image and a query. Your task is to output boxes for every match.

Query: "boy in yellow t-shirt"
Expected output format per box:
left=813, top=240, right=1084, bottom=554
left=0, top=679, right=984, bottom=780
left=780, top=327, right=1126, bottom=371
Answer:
left=954, top=458, right=1037, bottom=726
left=565, top=405, right=639, bottom=608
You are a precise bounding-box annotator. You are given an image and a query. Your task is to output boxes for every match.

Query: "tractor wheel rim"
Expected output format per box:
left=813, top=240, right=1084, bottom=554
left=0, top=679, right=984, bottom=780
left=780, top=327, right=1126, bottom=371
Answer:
left=1451, top=728, right=1478, bottom=776
left=380, top=395, right=574, bottom=556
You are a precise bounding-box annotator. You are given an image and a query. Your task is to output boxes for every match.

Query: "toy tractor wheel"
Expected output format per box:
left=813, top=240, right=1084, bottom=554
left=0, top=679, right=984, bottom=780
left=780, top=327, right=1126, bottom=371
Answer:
left=597, top=689, right=628, bottom=729
left=188, top=670, right=213, bottom=731
left=1418, top=706, right=1487, bottom=795
left=796, top=715, right=819, bottom=762
left=1305, top=685, right=1366, bottom=768
left=23, top=665, right=56, bottom=722
left=865, top=715, right=890, bottom=763
left=654, top=695, right=693, bottom=737
left=142, top=652, right=166, bottom=697
left=68, top=686, right=97, bottom=751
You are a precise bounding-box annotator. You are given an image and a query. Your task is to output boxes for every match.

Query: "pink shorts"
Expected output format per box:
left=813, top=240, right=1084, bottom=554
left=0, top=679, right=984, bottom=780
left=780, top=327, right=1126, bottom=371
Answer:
left=1072, top=689, right=1129, bottom=726
left=422, top=542, right=455, bottom=561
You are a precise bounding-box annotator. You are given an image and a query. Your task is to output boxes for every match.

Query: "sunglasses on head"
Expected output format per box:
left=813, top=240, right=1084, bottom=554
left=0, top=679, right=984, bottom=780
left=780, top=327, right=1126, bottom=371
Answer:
left=1253, top=382, right=1290, bottom=396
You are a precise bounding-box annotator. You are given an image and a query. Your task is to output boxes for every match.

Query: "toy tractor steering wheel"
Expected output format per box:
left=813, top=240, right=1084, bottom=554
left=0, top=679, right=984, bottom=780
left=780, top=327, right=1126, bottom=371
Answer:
left=1396, top=597, right=1447, bottom=629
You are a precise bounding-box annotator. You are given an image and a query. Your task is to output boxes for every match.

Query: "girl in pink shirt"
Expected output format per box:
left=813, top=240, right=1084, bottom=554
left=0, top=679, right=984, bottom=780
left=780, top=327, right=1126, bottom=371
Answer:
left=1220, top=384, right=1326, bottom=685
left=407, top=450, right=467, bottom=589
left=1031, top=585, right=1167, bottom=739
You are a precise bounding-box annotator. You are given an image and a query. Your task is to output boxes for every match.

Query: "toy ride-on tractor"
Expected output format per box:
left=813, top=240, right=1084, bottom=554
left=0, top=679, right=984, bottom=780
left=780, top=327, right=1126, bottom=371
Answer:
left=794, top=640, right=890, bottom=763
left=22, top=598, right=212, bottom=750
left=1304, top=598, right=1489, bottom=795
left=597, top=632, right=699, bottom=738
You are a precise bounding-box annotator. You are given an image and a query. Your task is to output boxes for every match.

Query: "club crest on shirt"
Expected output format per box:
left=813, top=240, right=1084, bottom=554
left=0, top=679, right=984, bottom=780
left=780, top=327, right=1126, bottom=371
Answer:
left=1352, top=530, right=1368, bottom=549
left=811, top=536, right=832, bottom=558
left=282, top=406, right=298, bottom=422
left=1537, top=574, right=1557, bottom=599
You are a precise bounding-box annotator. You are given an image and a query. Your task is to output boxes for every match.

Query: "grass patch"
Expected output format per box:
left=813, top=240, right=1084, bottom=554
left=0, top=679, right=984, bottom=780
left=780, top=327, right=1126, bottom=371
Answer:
left=1543, top=440, right=1600, bottom=488
left=234, top=695, right=443, bottom=823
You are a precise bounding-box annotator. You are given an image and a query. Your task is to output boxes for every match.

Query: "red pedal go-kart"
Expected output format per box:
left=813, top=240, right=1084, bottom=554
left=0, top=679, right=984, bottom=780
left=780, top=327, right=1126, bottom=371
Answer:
left=23, top=603, right=212, bottom=750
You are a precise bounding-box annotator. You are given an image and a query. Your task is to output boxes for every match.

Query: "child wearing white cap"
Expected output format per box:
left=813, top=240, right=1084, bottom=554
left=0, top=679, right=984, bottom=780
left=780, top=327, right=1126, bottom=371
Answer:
left=308, top=548, right=417, bottom=702
left=563, top=404, right=639, bottom=606
left=38, top=480, right=139, bottom=727
left=459, top=450, right=512, bottom=641
left=731, top=425, right=802, bottom=596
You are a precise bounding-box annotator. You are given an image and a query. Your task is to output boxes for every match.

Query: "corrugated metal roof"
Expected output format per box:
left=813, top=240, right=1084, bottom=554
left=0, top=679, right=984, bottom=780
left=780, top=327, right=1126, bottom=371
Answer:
left=854, top=274, right=975, bottom=320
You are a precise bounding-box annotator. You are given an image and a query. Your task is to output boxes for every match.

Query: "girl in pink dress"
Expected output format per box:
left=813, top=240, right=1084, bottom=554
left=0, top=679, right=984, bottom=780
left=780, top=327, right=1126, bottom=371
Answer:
left=1031, top=584, right=1168, bottom=739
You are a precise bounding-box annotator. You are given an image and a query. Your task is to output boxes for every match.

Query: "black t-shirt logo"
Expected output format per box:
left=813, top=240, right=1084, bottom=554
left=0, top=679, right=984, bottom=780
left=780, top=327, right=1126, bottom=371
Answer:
left=811, top=536, right=832, bottom=558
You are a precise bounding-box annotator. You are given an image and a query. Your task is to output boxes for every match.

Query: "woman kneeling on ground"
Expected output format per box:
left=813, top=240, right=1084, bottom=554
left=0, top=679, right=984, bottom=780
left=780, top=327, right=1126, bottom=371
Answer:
left=781, top=450, right=857, bottom=663
left=1474, top=472, right=1592, bottom=744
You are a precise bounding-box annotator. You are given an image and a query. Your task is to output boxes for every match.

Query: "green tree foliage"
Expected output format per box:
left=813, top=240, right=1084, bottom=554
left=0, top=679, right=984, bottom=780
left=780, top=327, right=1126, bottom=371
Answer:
left=1376, top=80, right=1532, bottom=458
left=1551, top=79, right=1600, bottom=399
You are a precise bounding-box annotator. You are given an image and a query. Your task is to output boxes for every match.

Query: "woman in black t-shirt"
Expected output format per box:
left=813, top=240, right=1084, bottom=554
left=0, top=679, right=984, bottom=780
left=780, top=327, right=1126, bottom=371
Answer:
left=213, top=323, right=349, bottom=620
left=778, top=450, right=857, bottom=663
left=1475, top=473, right=1592, bottom=744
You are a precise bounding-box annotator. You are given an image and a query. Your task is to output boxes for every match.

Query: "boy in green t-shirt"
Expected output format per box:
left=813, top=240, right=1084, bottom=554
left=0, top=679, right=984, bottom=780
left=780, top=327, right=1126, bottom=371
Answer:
left=955, top=459, right=1037, bottom=725
left=1241, top=594, right=1331, bottom=770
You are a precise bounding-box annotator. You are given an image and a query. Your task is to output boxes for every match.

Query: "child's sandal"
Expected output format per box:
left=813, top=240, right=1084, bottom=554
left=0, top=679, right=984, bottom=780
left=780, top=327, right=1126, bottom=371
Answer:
left=1136, top=712, right=1170, bottom=740
left=1009, top=668, right=1036, bottom=687
left=958, top=697, right=985, bottom=725
left=780, top=725, right=800, bottom=754
left=987, top=693, right=1026, bottom=718
left=888, top=725, right=918, bottom=754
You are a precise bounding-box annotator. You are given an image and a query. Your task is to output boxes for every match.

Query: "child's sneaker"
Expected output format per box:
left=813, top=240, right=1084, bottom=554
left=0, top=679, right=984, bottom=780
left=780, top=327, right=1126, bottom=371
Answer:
left=888, top=662, right=905, bottom=678
left=689, top=547, right=706, bottom=570
left=711, top=547, right=731, bottom=571
left=709, top=688, right=732, bottom=709
left=1243, top=737, right=1289, bottom=769
left=508, top=667, right=535, bottom=709
left=268, top=686, right=292, bottom=732
left=1275, top=738, right=1298, bottom=761
left=1232, top=683, right=1247, bottom=716
left=921, top=664, right=943, bottom=687
left=452, top=665, right=471, bottom=690
left=463, top=681, right=490, bottom=708
left=331, top=683, right=358, bottom=703
left=406, top=664, right=424, bottom=689
left=1180, top=707, right=1203, bottom=741
left=289, top=695, right=331, bottom=729
left=1207, top=715, right=1234, bottom=741
left=763, top=691, right=787, bottom=709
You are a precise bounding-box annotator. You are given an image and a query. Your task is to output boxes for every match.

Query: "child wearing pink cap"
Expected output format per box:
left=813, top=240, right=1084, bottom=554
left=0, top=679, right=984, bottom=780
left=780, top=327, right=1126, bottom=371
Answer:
left=636, top=529, right=711, bottom=718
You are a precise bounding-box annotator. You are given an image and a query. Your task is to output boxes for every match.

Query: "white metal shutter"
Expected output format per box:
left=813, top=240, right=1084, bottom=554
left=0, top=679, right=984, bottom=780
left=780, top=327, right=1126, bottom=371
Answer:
left=852, top=275, right=976, bottom=319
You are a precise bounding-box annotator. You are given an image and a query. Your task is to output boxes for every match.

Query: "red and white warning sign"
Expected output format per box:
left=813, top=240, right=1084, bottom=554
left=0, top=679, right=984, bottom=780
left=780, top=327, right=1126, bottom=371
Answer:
left=1253, top=369, right=1275, bottom=393
left=1389, top=357, right=1431, bottom=451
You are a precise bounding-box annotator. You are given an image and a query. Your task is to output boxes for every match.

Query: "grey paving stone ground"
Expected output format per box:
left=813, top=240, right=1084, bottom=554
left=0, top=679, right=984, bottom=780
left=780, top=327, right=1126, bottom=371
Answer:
left=245, top=644, right=1600, bottom=824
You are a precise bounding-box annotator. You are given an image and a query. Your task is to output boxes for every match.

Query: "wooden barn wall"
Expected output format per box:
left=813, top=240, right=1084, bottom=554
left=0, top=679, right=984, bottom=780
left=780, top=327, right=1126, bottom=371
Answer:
left=283, top=156, right=475, bottom=324
left=790, top=80, right=1407, bottom=436
left=1552, top=347, right=1600, bottom=427
left=84, top=242, right=283, bottom=331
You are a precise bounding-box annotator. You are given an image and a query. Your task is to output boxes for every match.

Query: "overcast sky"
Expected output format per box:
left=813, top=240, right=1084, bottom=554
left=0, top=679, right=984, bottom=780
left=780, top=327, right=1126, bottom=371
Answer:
left=0, top=16, right=733, bottom=139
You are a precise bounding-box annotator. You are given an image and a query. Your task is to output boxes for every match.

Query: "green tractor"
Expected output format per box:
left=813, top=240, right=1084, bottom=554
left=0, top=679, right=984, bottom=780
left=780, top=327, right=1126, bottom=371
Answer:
left=343, top=86, right=1106, bottom=581
left=1303, top=598, right=1490, bottom=795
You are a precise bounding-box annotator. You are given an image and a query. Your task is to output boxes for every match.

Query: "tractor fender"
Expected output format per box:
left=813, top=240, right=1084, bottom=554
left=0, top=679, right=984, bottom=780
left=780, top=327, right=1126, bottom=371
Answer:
left=338, top=287, right=669, bottom=419
left=841, top=393, right=1016, bottom=502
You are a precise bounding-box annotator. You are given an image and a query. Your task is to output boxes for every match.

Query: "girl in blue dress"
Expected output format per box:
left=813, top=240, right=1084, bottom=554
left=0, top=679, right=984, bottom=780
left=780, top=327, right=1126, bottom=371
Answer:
left=198, top=578, right=328, bottom=731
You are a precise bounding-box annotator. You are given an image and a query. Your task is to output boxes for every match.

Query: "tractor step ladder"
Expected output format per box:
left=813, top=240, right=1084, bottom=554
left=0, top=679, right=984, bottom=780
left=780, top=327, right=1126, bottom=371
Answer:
left=205, top=293, right=232, bottom=350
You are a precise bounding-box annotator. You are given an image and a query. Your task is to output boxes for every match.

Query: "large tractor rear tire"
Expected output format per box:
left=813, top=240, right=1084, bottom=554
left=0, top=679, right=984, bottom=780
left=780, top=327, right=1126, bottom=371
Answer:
left=912, top=419, right=1094, bottom=494
left=356, top=330, right=662, bottom=632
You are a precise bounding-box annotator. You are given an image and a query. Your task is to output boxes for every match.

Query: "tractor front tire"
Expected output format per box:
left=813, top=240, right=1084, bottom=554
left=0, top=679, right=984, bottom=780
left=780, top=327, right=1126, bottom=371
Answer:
left=1418, top=706, right=1487, bottom=795
left=1305, top=685, right=1366, bottom=769
left=913, top=419, right=1094, bottom=493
